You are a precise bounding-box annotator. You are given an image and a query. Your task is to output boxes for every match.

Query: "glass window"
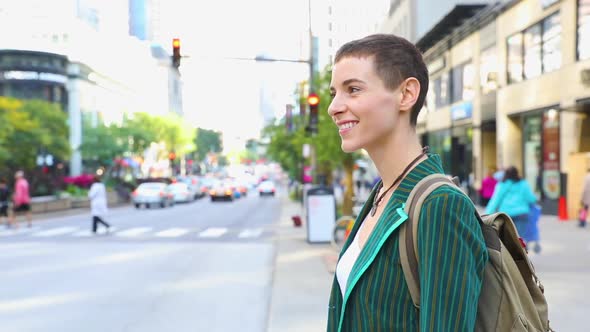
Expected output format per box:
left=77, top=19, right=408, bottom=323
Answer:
left=524, top=24, right=542, bottom=79
left=542, top=12, right=562, bottom=73
left=579, top=0, right=590, bottom=60
left=507, top=33, right=523, bottom=83
left=434, top=72, right=450, bottom=109
left=451, top=65, right=463, bottom=103
left=480, top=46, right=498, bottom=93
left=462, top=62, right=475, bottom=101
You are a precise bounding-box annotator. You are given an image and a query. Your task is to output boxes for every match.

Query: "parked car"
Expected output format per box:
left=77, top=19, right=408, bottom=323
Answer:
left=132, top=182, right=174, bottom=208
left=258, top=180, right=276, bottom=197
left=209, top=180, right=235, bottom=202
left=168, top=182, right=194, bottom=203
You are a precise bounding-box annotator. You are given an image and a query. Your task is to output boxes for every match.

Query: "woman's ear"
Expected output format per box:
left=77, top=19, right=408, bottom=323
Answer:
left=399, top=77, right=421, bottom=113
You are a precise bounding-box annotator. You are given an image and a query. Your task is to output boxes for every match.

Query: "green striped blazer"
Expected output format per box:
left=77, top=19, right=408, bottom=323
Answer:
left=327, top=154, right=488, bottom=332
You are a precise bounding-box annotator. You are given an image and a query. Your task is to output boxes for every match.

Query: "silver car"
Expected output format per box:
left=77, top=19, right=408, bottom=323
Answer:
left=168, top=182, right=194, bottom=203
left=132, top=182, right=174, bottom=209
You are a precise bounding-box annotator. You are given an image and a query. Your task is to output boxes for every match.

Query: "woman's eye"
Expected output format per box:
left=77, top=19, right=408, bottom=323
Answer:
left=329, top=92, right=336, bottom=98
left=349, top=87, right=360, bottom=93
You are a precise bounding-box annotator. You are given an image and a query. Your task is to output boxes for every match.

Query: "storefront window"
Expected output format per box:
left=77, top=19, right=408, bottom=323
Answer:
left=542, top=109, right=560, bottom=200
left=524, top=116, right=542, bottom=199
left=524, top=24, right=542, bottom=79
left=428, top=130, right=452, bottom=171
left=434, top=72, right=450, bottom=109
left=542, top=12, right=562, bottom=73
left=450, top=63, right=475, bottom=103
left=451, top=65, right=463, bottom=103
left=507, top=33, right=523, bottom=83
left=579, top=0, right=590, bottom=60
left=480, top=46, right=498, bottom=94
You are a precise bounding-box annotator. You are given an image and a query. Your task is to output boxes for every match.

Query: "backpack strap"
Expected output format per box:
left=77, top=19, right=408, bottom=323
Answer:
left=399, top=174, right=461, bottom=309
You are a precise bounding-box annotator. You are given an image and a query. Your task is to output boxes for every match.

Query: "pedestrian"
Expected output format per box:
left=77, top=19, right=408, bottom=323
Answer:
left=88, top=175, right=111, bottom=234
left=0, top=178, right=10, bottom=227
left=485, top=166, right=540, bottom=251
left=9, top=170, right=32, bottom=228
left=326, top=34, right=488, bottom=331
left=479, top=167, right=498, bottom=206
left=580, top=167, right=590, bottom=227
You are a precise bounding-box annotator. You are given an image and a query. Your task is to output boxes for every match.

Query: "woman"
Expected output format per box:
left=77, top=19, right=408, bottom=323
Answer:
left=88, top=176, right=111, bottom=234
left=326, top=34, right=488, bottom=331
left=479, top=167, right=497, bottom=206
left=485, top=166, right=538, bottom=249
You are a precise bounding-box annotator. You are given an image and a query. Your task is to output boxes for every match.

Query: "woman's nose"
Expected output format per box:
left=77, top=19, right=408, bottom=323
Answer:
left=328, top=97, right=345, bottom=117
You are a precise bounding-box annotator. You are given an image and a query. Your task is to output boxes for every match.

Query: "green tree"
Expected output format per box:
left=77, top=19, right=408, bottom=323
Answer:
left=0, top=97, right=70, bottom=171
left=262, top=67, right=360, bottom=214
left=194, top=128, right=223, bottom=162
left=80, top=119, right=126, bottom=167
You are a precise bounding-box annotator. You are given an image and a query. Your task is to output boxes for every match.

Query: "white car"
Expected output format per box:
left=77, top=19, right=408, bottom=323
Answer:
left=168, top=182, right=194, bottom=203
left=258, top=180, right=276, bottom=197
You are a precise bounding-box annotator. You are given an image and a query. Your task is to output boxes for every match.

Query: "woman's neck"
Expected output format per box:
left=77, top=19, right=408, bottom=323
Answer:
left=367, top=128, right=424, bottom=189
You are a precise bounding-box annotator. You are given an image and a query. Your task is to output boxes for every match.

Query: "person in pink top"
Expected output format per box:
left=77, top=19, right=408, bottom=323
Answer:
left=10, top=170, right=32, bottom=228
left=480, top=167, right=498, bottom=207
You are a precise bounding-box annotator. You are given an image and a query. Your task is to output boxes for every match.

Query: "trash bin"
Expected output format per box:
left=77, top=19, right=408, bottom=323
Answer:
left=306, top=185, right=336, bottom=243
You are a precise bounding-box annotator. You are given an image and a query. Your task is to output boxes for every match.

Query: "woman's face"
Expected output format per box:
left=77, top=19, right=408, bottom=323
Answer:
left=328, top=56, right=401, bottom=153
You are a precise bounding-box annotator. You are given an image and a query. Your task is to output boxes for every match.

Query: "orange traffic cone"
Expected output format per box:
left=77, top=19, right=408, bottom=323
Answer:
left=558, top=196, right=568, bottom=221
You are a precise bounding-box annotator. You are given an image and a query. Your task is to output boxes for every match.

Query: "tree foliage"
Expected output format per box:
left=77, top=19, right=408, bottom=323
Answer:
left=193, top=128, right=223, bottom=162
left=261, top=67, right=360, bottom=213
left=0, top=97, right=70, bottom=171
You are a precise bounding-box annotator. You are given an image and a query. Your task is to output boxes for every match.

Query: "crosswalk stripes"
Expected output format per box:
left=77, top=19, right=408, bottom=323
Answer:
left=238, top=228, right=263, bottom=238
left=115, top=227, right=152, bottom=237
left=198, top=227, right=228, bottom=238
left=0, top=225, right=268, bottom=240
left=71, top=227, right=118, bottom=237
left=154, top=228, right=190, bottom=238
left=31, top=226, right=79, bottom=237
left=0, top=226, right=41, bottom=236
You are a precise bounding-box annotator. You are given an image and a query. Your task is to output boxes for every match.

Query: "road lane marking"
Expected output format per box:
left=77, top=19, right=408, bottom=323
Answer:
left=198, top=227, right=227, bottom=238
left=154, top=228, right=190, bottom=238
left=238, top=228, right=264, bottom=238
left=71, top=227, right=117, bottom=237
left=115, top=227, right=152, bottom=237
left=0, top=226, right=41, bottom=236
left=31, top=226, right=79, bottom=237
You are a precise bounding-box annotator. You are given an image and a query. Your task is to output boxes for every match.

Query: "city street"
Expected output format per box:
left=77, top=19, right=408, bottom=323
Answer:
left=0, top=190, right=282, bottom=332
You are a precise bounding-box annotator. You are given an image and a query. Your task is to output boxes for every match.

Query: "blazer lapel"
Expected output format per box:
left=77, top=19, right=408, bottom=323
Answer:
left=337, top=197, right=409, bottom=332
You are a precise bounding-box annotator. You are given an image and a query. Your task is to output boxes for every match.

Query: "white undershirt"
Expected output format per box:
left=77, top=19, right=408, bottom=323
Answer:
left=336, top=221, right=365, bottom=297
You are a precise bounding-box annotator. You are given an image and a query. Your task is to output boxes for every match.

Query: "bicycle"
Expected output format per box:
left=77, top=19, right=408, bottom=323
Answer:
left=331, top=215, right=355, bottom=251
left=331, top=196, right=365, bottom=251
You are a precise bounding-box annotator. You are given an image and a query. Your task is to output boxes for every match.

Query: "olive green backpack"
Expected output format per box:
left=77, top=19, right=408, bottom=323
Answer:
left=399, top=174, right=554, bottom=332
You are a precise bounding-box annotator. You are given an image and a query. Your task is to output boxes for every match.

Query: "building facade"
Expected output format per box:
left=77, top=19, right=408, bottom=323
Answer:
left=416, top=0, right=590, bottom=215
left=0, top=0, right=183, bottom=176
left=380, top=0, right=497, bottom=42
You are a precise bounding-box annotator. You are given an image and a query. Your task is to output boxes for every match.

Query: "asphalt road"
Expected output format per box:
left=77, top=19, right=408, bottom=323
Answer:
left=0, top=190, right=282, bottom=332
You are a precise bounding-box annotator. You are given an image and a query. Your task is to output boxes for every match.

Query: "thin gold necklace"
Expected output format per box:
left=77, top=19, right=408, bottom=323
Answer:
left=369, top=146, right=429, bottom=217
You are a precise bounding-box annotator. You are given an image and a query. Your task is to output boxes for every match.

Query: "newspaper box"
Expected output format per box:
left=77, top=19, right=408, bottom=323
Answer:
left=306, top=186, right=336, bottom=243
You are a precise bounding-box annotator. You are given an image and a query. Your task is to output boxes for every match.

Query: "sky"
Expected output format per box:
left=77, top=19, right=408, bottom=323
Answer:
left=158, top=0, right=312, bottom=151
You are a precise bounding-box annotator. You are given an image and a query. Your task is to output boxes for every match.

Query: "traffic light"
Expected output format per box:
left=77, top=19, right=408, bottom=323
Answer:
left=168, top=152, right=176, bottom=161
left=172, top=38, right=181, bottom=69
left=307, top=92, right=320, bottom=135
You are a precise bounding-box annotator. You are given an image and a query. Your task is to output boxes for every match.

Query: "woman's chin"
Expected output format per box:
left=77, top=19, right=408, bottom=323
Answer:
left=341, top=141, right=360, bottom=153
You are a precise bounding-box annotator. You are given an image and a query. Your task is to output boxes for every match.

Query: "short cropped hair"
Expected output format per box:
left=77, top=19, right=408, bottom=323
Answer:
left=334, top=34, right=429, bottom=126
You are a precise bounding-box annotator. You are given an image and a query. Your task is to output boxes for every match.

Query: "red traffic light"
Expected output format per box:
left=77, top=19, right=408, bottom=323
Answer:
left=172, top=38, right=180, bottom=49
left=169, top=152, right=176, bottom=160
left=307, top=93, right=319, bottom=106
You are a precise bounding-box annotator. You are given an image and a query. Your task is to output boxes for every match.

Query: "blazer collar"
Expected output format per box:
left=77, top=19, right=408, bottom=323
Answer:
left=336, top=154, right=445, bottom=296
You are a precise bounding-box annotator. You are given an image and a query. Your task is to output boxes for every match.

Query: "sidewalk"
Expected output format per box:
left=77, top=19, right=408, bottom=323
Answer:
left=266, top=194, right=337, bottom=332
left=267, top=194, right=589, bottom=331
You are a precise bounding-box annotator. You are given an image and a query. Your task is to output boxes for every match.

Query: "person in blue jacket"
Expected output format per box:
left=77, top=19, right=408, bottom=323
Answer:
left=485, top=166, right=539, bottom=249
